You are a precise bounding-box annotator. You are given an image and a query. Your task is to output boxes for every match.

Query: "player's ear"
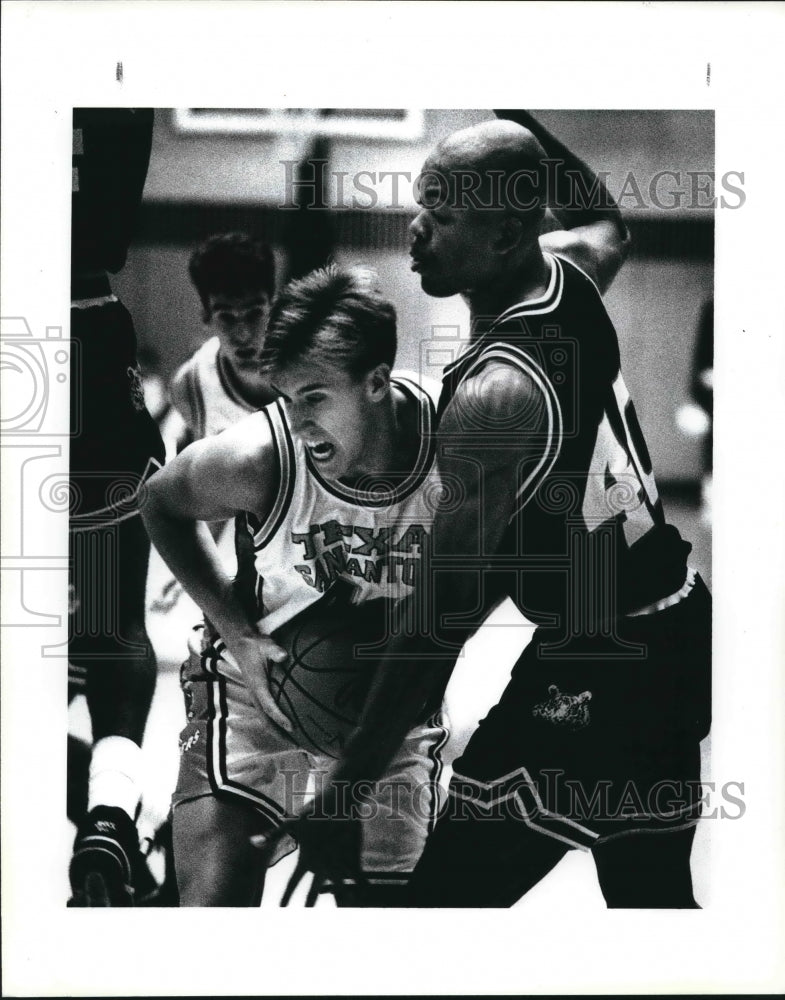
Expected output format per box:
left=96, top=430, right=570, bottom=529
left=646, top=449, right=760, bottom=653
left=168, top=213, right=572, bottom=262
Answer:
left=201, top=292, right=217, bottom=325
left=496, top=215, right=525, bottom=256
left=366, top=364, right=391, bottom=401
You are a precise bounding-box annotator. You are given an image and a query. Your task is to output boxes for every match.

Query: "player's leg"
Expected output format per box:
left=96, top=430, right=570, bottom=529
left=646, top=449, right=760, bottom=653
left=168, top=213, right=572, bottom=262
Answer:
left=86, top=516, right=156, bottom=748
left=589, top=582, right=709, bottom=908
left=82, top=512, right=157, bottom=746
left=68, top=514, right=160, bottom=905
left=405, top=762, right=572, bottom=910
left=69, top=514, right=157, bottom=818
left=346, top=714, right=449, bottom=907
left=173, top=795, right=269, bottom=906
left=173, top=630, right=309, bottom=905
left=67, top=296, right=167, bottom=905
left=66, top=734, right=90, bottom=827
left=149, top=813, right=180, bottom=906
left=405, top=794, right=570, bottom=907
left=592, top=826, right=699, bottom=908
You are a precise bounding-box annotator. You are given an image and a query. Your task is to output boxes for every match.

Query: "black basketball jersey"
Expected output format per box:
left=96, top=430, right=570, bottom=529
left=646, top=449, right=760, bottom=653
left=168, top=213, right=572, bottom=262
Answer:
left=437, top=252, right=691, bottom=628
left=71, top=108, right=154, bottom=277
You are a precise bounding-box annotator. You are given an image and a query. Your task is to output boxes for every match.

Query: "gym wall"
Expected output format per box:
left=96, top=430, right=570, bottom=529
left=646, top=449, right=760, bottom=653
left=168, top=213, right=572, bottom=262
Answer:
left=113, top=109, right=713, bottom=484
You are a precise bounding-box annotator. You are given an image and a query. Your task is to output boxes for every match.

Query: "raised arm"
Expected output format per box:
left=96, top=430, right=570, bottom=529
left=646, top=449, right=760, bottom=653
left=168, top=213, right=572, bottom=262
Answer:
left=494, top=109, right=630, bottom=293
left=140, top=412, right=292, bottom=729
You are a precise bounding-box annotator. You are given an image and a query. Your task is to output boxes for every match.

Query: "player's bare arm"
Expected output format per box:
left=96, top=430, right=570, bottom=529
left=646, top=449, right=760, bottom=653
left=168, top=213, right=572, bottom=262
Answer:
left=141, top=414, right=292, bottom=730
left=343, top=362, right=549, bottom=781
left=495, top=109, right=630, bottom=293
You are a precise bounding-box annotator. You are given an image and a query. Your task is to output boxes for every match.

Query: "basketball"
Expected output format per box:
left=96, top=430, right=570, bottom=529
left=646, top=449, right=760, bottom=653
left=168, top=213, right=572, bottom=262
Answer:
left=266, top=581, right=394, bottom=757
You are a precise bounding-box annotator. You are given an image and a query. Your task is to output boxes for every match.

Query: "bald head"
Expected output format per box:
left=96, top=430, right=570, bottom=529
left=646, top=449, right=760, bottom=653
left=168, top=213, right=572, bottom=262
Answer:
left=419, top=118, right=548, bottom=221
left=436, top=119, right=547, bottom=174
left=409, top=118, right=550, bottom=299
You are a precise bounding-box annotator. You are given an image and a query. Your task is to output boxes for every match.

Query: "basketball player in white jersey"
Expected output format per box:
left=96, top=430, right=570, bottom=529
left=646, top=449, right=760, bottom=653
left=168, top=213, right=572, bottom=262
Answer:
left=150, top=233, right=279, bottom=612
left=171, top=233, right=278, bottom=442
left=141, top=266, right=447, bottom=905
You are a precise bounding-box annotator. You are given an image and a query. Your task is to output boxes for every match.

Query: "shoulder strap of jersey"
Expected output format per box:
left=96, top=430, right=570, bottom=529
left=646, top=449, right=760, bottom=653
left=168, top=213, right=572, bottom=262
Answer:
left=391, top=372, right=438, bottom=442
left=550, top=250, right=603, bottom=298
left=183, top=361, right=206, bottom=440
left=459, top=342, right=563, bottom=520
left=440, top=254, right=564, bottom=393
left=489, top=252, right=565, bottom=332
left=246, top=399, right=296, bottom=549
left=216, top=347, right=257, bottom=412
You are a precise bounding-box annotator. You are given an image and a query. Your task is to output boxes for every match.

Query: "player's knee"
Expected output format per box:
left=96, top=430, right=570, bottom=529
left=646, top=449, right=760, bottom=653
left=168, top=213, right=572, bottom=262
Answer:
left=172, top=796, right=266, bottom=906
left=173, top=820, right=237, bottom=906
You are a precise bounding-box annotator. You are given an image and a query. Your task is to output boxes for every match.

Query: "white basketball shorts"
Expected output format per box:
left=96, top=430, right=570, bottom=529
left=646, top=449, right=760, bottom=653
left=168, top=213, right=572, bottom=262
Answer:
left=173, top=625, right=449, bottom=875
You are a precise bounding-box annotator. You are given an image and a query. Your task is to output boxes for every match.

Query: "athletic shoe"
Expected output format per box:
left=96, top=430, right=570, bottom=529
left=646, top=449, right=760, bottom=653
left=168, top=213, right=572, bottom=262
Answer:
left=68, top=805, right=141, bottom=906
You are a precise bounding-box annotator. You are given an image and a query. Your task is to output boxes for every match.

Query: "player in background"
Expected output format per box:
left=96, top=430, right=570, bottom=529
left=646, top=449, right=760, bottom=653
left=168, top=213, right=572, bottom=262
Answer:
left=141, top=266, right=447, bottom=906
left=68, top=108, right=168, bottom=905
left=171, top=233, right=278, bottom=444
left=150, top=233, right=277, bottom=613
left=264, top=111, right=712, bottom=908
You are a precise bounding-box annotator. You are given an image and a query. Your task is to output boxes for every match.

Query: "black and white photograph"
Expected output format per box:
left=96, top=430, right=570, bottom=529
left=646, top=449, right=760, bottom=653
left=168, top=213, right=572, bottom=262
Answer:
left=2, top=2, right=784, bottom=996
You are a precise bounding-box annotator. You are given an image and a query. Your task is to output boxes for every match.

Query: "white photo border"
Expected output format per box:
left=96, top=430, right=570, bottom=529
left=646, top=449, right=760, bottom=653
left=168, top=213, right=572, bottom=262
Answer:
left=2, top=1, right=784, bottom=995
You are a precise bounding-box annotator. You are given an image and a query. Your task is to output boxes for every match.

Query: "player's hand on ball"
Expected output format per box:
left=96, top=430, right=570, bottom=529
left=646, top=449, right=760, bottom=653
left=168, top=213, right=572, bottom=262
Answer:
left=224, top=627, right=293, bottom=733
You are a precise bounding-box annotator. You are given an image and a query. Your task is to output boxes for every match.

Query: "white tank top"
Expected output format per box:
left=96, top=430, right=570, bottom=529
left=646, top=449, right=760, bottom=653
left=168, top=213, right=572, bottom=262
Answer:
left=247, top=375, right=442, bottom=636
left=173, top=336, right=256, bottom=438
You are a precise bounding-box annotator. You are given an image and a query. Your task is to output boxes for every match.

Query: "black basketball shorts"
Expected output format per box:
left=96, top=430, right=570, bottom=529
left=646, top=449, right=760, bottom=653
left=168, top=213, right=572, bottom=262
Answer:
left=450, top=575, right=712, bottom=849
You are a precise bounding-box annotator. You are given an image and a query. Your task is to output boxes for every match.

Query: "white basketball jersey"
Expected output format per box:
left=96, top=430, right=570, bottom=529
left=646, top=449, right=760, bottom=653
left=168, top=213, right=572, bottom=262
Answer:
left=173, top=336, right=256, bottom=438
left=246, top=374, right=442, bottom=637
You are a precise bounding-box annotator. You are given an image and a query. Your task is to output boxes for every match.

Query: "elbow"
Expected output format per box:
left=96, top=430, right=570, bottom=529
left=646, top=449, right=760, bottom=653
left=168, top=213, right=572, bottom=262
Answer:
left=609, top=212, right=631, bottom=264
left=138, top=469, right=166, bottom=531
left=598, top=220, right=631, bottom=294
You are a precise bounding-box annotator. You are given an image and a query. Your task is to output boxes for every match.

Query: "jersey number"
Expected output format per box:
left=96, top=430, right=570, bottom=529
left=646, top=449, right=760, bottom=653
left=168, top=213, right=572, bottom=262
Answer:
left=581, top=374, right=659, bottom=545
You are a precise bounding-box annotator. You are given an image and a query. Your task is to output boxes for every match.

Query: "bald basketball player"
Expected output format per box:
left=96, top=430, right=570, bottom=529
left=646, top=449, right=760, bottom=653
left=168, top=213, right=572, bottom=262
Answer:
left=264, top=111, right=711, bottom=908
